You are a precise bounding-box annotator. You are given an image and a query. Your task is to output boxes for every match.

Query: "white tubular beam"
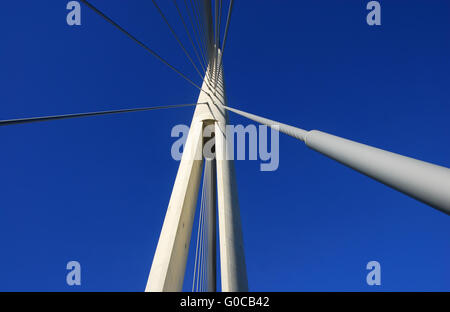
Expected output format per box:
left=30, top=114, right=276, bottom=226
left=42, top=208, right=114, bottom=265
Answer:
left=223, top=105, right=308, bottom=141
left=223, top=105, right=450, bottom=215
left=146, top=120, right=204, bottom=292
left=205, top=158, right=217, bottom=292
left=304, top=131, right=450, bottom=215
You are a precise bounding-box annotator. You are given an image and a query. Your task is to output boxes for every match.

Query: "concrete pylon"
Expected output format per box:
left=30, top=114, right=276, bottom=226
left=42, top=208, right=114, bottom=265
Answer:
left=146, top=70, right=216, bottom=292
left=146, top=51, right=248, bottom=291
left=145, top=119, right=204, bottom=291
left=213, top=53, right=249, bottom=292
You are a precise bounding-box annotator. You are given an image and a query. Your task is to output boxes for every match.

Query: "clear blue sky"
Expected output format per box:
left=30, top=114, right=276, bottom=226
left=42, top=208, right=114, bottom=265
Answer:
left=0, top=0, right=449, bottom=291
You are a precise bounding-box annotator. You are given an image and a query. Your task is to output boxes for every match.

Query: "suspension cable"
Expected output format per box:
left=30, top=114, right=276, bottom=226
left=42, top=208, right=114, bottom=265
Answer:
left=172, top=0, right=207, bottom=74
left=202, top=160, right=210, bottom=291
left=192, top=165, right=205, bottom=291
left=0, top=103, right=205, bottom=127
left=194, top=0, right=213, bottom=73
left=213, top=0, right=223, bottom=86
left=215, top=0, right=234, bottom=73
left=190, top=0, right=209, bottom=66
left=214, top=0, right=219, bottom=51
left=221, top=0, right=234, bottom=55
left=151, top=0, right=206, bottom=83
left=79, top=0, right=207, bottom=94
left=182, top=0, right=209, bottom=68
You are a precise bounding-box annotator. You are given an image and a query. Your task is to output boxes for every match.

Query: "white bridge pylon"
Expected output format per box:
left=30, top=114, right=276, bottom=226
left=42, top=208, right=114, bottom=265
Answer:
left=146, top=52, right=248, bottom=292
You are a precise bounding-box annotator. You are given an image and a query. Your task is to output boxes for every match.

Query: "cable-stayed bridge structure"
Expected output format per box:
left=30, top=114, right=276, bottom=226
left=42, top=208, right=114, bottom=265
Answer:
left=1, top=1, right=449, bottom=292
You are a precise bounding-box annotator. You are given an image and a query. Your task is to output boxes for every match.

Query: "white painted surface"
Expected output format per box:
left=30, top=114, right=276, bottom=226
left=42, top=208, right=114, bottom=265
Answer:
left=213, top=54, right=249, bottom=292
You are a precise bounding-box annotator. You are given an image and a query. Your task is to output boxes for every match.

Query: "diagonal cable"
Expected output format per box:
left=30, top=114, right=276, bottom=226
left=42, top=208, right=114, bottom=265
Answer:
left=216, top=0, right=234, bottom=74
left=190, top=0, right=209, bottom=65
left=197, top=167, right=207, bottom=291
left=183, top=0, right=209, bottom=74
left=214, top=0, right=223, bottom=83
left=173, top=0, right=207, bottom=74
left=192, top=165, right=206, bottom=291
left=221, top=0, right=234, bottom=55
left=203, top=160, right=210, bottom=292
left=151, top=0, right=207, bottom=83
left=193, top=0, right=212, bottom=71
left=212, top=0, right=223, bottom=93
left=0, top=103, right=204, bottom=127
left=79, top=0, right=207, bottom=94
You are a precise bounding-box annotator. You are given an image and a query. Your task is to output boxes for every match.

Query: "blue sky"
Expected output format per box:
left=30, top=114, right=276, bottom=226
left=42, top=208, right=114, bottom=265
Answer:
left=0, top=0, right=449, bottom=291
